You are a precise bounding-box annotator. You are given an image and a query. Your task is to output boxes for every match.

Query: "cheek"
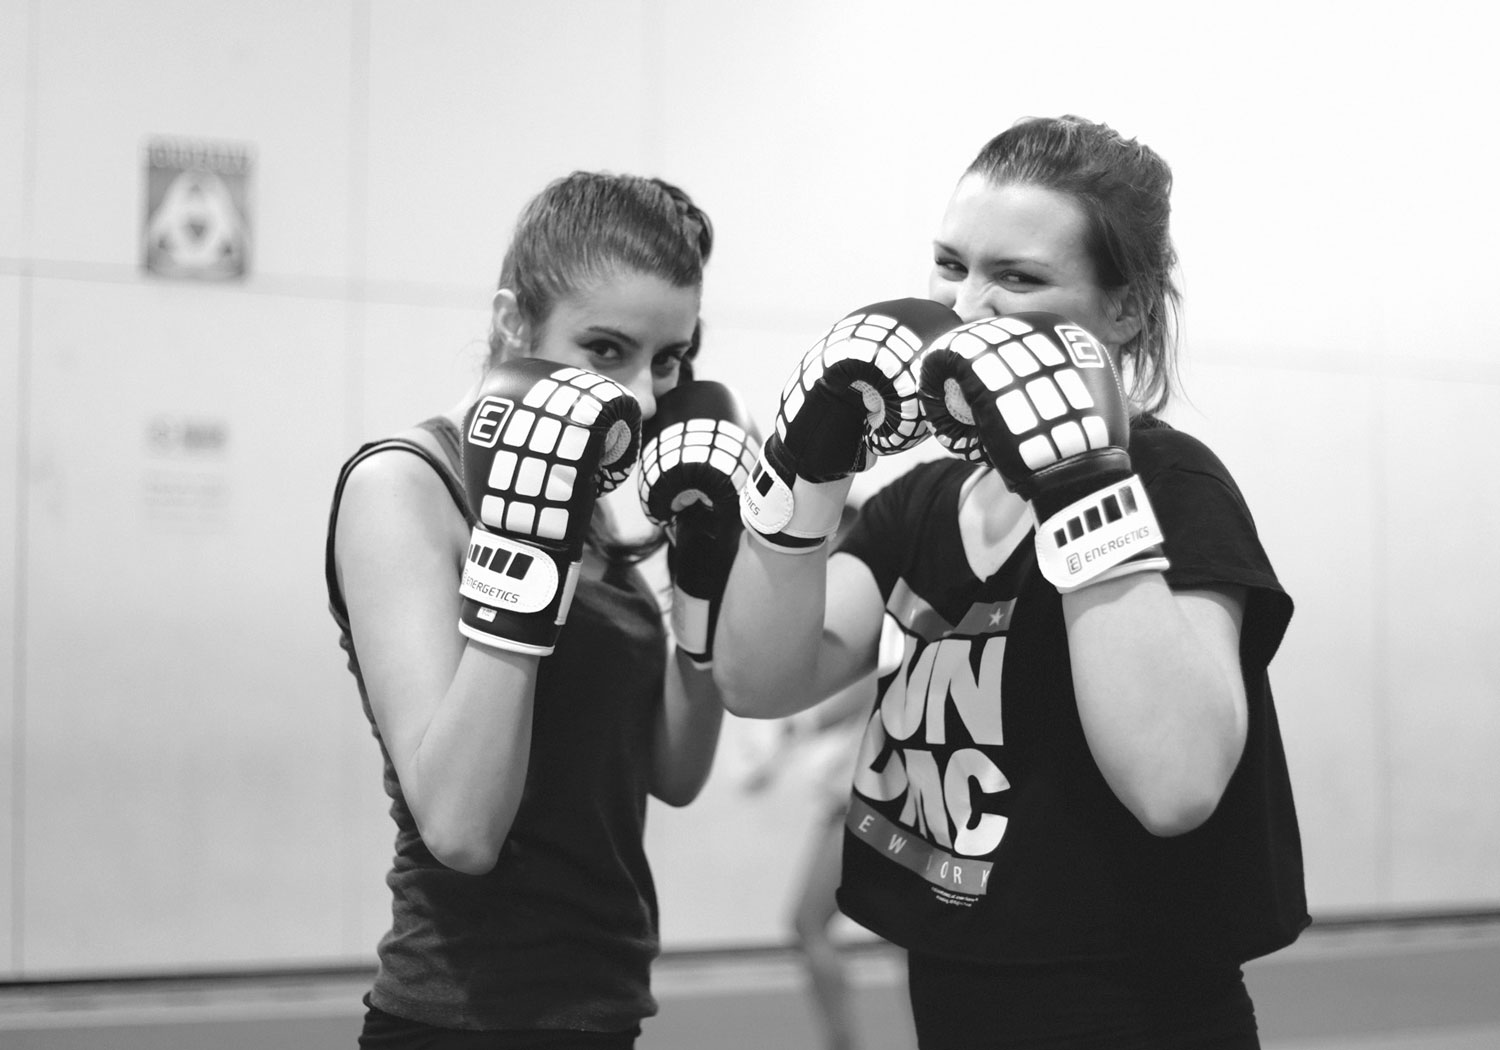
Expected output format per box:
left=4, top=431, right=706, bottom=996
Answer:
left=1071, top=296, right=1121, bottom=343
left=927, top=273, right=956, bottom=306
left=653, top=372, right=679, bottom=400
left=524, top=331, right=580, bottom=368
left=617, top=362, right=659, bottom=402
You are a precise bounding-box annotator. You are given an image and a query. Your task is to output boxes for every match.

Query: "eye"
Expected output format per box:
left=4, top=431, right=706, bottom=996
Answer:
left=651, top=349, right=685, bottom=381
left=583, top=339, right=626, bottom=365
left=933, top=255, right=966, bottom=279
left=996, top=269, right=1042, bottom=288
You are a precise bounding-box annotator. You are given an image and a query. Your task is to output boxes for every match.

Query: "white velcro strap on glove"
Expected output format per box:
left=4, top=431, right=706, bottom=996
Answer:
left=457, top=527, right=582, bottom=654
left=1033, top=475, right=1169, bottom=593
left=739, top=454, right=851, bottom=553
left=670, top=586, right=714, bottom=668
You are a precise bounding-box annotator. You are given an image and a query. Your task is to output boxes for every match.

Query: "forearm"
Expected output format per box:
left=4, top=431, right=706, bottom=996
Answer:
left=651, top=651, right=726, bottom=806
left=801, top=669, right=879, bottom=732
left=403, top=644, right=539, bottom=872
left=713, top=535, right=836, bottom=717
left=714, top=299, right=953, bottom=716
left=1063, top=574, right=1248, bottom=836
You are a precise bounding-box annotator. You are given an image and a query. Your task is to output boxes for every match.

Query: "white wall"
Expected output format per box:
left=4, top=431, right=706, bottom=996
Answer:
left=0, top=0, right=1495, bottom=978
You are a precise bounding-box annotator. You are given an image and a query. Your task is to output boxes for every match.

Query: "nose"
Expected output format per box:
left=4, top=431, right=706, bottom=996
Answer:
left=625, top=369, right=657, bottom=422
left=952, top=278, right=996, bottom=324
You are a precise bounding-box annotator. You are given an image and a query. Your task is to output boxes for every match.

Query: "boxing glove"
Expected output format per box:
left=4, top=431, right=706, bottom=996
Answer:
left=741, top=298, right=960, bottom=552
left=638, top=380, right=760, bottom=666
left=918, top=312, right=1169, bottom=592
left=458, top=358, right=642, bottom=654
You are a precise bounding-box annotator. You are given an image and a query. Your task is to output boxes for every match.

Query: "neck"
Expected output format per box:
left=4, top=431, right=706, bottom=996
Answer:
left=958, top=468, right=1032, bottom=580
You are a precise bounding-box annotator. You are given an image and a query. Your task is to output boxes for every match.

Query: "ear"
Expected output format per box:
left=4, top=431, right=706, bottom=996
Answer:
left=490, top=289, right=530, bottom=361
left=1101, top=287, right=1145, bottom=353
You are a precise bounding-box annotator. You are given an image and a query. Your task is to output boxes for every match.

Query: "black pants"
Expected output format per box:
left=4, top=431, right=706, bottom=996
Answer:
left=906, top=952, right=1259, bottom=1050
left=358, top=996, right=640, bottom=1050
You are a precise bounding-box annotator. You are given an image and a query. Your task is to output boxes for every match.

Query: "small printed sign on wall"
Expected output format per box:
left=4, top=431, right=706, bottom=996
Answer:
left=142, top=137, right=254, bottom=280
left=141, top=413, right=232, bottom=534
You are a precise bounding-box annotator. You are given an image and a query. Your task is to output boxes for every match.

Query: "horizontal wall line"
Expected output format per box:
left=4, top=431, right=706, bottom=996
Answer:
left=0, top=258, right=488, bottom=310
left=5, top=906, right=1500, bottom=994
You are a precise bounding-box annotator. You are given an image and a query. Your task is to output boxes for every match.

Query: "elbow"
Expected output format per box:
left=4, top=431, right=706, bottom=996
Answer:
left=651, top=768, right=711, bottom=808
left=420, top=822, right=506, bottom=875
left=1129, top=781, right=1226, bottom=838
left=718, top=686, right=764, bottom=720
left=712, top=638, right=803, bottom=719
left=712, top=665, right=765, bottom=719
left=652, top=782, right=703, bottom=808
left=1110, top=752, right=1236, bottom=837
left=1113, top=718, right=1245, bottom=837
left=719, top=687, right=800, bottom=720
left=711, top=660, right=753, bottom=717
left=428, top=837, right=502, bottom=876
left=713, top=665, right=805, bottom=720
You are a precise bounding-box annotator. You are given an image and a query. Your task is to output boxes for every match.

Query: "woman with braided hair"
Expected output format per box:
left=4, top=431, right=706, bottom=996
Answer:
left=327, top=170, right=749, bottom=1049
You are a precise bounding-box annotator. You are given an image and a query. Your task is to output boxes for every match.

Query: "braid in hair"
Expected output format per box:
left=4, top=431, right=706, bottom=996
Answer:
left=650, top=177, right=713, bottom=383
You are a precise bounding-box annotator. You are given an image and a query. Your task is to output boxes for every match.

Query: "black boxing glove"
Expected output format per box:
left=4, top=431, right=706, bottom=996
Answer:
left=638, top=380, right=760, bottom=666
left=458, top=359, right=641, bottom=654
left=740, top=298, right=959, bottom=552
left=920, top=312, right=1169, bottom=591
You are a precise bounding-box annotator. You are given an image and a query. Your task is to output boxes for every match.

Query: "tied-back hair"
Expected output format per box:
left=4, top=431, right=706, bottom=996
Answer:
left=967, top=115, right=1182, bottom=417
left=490, top=170, right=714, bottom=566
left=494, top=171, right=713, bottom=357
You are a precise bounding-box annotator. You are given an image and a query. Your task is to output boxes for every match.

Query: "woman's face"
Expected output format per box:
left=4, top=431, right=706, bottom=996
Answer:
left=519, top=270, right=700, bottom=421
left=928, top=176, right=1138, bottom=351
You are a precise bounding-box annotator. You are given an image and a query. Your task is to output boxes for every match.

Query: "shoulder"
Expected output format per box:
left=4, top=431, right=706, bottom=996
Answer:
left=1129, top=417, right=1235, bottom=482
left=1128, top=417, right=1258, bottom=532
left=1129, top=418, right=1256, bottom=519
left=338, top=421, right=467, bottom=539
left=1131, top=419, right=1294, bottom=662
left=345, top=417, right=458, bottom=483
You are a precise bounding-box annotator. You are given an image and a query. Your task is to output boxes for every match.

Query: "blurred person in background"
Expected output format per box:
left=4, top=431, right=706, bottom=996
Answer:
left=740, top=503, right=914, bottom=1050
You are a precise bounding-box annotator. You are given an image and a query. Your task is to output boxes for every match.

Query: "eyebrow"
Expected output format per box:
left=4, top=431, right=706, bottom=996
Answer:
left=583, top=325, right=640, bottom=348
left=583, top=326, right=693, bottom=353
left=934, top=241, right=1054, bottom=272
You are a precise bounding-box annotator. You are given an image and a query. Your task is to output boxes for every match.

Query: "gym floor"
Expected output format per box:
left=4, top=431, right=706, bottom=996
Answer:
left=2, top=916, right=1497, bottom=1050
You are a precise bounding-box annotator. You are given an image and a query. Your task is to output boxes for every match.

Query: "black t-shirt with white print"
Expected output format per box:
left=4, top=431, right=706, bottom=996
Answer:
left=835, top=418, right=1308, bottom=968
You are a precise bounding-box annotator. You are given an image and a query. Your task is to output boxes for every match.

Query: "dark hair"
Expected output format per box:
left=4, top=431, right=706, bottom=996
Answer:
left=492, top=171, right=713, bottom=355
left=967, top=115, right=1181, bottom=415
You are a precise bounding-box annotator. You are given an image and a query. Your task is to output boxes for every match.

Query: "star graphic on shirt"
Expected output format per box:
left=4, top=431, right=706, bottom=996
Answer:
left=951, top=598, right=1016, bottom=636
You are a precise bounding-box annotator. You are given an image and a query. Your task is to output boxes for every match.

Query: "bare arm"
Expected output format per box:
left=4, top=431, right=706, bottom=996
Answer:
left=649, top=651, right=726, bottom=806
left=920, top=318, right=1252, bottom=839
left=800, top=663, right=881, bottom=732
left=335, top=450, right=536, bottom=874
left=1064, top=574, right=1249, bottom=836
left=713, top=538, right=885, bottom=719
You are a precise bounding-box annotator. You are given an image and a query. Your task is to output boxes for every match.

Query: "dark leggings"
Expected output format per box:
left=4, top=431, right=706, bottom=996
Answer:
left=906, top=952, right=1259, bottom=1050
left=358, top=996, right=639, bottom=1050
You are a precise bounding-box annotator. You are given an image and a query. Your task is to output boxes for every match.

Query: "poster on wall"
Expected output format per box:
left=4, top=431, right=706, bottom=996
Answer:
left=141, top=136, right=254, bottom=280
left=141, top=413, right=232, bottom=535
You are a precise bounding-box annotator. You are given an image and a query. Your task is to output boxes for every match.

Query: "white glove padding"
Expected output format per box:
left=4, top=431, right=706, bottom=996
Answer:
left=741, top=298, right=960, bottom=552
left=919, top=312, right=1168, bottom=591
left=458, top=359, right=641, bottom=654
left=638, top=380, right=759, bottom=665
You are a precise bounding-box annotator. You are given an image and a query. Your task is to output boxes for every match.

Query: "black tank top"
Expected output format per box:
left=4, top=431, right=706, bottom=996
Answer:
left=326, top=418, right=668, bottom=1032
